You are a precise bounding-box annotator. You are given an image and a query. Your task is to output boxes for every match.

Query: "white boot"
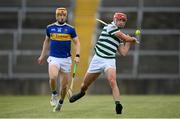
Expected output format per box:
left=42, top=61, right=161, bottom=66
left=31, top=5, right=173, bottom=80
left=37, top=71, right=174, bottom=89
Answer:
left=53, top=103, right=62, bottom=112
left=50, top=94, right=58, bottom=107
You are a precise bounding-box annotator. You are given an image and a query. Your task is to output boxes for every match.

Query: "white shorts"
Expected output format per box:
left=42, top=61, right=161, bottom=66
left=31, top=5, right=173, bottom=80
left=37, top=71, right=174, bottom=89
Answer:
left=87, top=54, right=116, bottom=73
left=47, top=56, right=72, bottom=73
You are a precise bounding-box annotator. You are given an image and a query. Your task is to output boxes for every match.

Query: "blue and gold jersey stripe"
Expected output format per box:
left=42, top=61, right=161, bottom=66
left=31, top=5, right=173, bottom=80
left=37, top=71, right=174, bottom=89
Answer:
left=50, top=33, right=72, bottom=41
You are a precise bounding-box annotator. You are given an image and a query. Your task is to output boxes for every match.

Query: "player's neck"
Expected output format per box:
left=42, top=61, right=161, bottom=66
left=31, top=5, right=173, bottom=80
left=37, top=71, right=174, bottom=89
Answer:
left=57, top=21, right=66, bottom=25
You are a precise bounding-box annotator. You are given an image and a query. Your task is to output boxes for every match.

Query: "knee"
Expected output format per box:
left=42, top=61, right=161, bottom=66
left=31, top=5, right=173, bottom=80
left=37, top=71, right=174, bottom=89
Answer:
left=50, top=76, right=58, bottom=80
left=108, top=78, right=117, bottom=88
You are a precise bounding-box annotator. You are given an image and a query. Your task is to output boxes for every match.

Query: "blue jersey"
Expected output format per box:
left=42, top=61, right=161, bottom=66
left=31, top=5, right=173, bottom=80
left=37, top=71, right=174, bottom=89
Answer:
left=46, top=22, right=77, bottom=58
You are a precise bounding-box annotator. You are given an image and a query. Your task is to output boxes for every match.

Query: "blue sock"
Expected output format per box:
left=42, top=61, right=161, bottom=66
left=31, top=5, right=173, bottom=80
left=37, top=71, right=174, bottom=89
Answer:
left=59, top=99, right=64, bottom=104
left=52, top=90, right=57, bottom=95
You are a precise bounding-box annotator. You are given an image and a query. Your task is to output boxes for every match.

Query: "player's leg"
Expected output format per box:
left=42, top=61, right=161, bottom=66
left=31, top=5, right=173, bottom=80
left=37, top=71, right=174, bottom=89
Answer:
left=53, top=57, right=71, bottom=112
left=81, top=72, right=101, bottom=92
left=105, top=68, right=123, bottom=114
left=80, top=54, right=102, bottom=93
left=69, top=54, right=102, bottom=103
left=60, top=72, right=69, bottom=101
left=53, top=71, right=70, bottom=112
left=48, top=64, right=59, bottom=107
left=69, top=72, right=100, bottom=103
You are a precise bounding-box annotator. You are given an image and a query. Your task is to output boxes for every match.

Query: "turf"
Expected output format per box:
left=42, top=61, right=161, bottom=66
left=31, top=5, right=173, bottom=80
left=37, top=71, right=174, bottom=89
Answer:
left=0, top=95, right=180, bottom=118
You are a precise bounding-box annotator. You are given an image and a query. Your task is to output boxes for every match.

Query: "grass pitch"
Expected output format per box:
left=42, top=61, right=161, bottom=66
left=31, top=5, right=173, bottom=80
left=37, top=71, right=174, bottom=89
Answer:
left=0, top=95, right=180, bottom=118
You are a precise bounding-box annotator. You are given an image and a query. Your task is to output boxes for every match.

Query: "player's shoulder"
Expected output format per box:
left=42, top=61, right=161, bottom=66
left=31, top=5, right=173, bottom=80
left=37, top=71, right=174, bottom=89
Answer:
left=65, top=23, right=75, bottom=30
left=66, top=23, right=74, bottom=29
left=107, top=22, right=118, bottom=29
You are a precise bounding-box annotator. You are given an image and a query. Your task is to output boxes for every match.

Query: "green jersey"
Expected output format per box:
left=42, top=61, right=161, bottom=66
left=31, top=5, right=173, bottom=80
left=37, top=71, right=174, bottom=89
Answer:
left=95, top=22, right=123, bottom=59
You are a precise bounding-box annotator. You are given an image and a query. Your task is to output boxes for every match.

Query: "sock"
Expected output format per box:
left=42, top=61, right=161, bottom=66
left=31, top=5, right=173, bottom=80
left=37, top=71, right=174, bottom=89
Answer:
left=115, top=101, right=120, bottom=105
left=59, top=99, right=64, bottom=104
left=52, top=90, right=57, bottom=95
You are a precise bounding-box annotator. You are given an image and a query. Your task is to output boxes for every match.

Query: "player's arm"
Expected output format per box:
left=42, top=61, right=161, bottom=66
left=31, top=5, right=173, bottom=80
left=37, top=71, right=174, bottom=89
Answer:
left=72, top=37, right=80, bottom=63
left=37, top=36, right=50, bottom=65
left=118, top=42, right=131, bottom=56
left=114, top=31, right=136, bottom=43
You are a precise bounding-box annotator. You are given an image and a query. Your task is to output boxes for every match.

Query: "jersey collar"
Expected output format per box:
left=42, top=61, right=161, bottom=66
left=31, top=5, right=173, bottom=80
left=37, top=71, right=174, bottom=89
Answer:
left=111, top=22, right=116, bottom=26
left=55, top=22, right=66, bottom=26
left=111, top=21, right=121, bottom=29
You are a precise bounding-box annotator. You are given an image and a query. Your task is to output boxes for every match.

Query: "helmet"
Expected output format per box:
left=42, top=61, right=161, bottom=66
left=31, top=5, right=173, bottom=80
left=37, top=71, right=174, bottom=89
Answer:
left=113, top=12, right=127, bottom=22
left=56, top=7, right=67, bottom=16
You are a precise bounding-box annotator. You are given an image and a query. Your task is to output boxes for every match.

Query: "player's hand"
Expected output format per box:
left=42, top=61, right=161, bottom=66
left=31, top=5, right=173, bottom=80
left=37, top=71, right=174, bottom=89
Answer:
left=37, top=56, right=45, bottom=65
left=132, top=37, right=140, bottom=44
left=74, top=56, right=80, bottom=64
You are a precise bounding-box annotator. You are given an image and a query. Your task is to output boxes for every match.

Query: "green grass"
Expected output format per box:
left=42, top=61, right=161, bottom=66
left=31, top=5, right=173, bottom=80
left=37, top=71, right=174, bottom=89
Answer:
left=0, top=95, right=180, bottom=118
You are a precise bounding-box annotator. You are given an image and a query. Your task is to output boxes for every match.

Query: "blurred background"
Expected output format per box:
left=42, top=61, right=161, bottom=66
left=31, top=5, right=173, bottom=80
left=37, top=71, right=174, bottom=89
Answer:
left=0, top=0, right=180, bottom=95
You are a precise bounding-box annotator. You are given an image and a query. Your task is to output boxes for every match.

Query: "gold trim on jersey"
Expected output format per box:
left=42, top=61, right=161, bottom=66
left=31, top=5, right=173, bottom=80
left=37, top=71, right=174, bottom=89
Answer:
left=50, top=33, right=72, bottom=41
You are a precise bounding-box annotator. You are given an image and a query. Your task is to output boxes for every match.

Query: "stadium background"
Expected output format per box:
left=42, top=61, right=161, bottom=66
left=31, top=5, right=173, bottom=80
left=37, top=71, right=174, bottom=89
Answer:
left=0, top=0, right=180, bottom=95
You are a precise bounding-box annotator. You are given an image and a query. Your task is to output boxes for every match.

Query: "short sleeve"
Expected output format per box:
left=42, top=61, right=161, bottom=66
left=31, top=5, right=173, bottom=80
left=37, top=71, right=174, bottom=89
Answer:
left=71, top=28, right=77, bottom=39
left=46, top=27, right=50, bottom=37
left=106, top=24, right=120, bottom=35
